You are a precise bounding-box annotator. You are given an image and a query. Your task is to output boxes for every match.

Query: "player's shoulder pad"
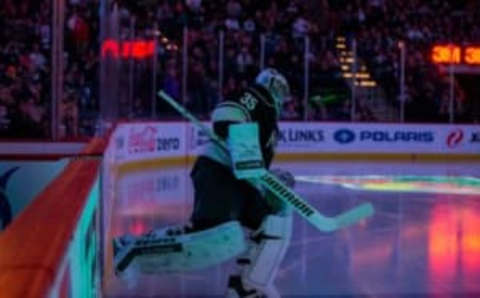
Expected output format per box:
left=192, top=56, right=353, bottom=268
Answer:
left=212, top=101, right=251, bottom=123
left=246, top=85, right=276, bottom=111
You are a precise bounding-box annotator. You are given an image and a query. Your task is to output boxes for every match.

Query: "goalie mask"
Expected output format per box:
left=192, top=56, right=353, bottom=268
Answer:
left=255, top=68, right=290, bottom=118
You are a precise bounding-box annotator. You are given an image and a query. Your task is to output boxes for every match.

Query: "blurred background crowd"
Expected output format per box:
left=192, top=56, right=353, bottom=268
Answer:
left=1, top=0, right=479, bottom=139
left=0, top=0, right=99, bottom=138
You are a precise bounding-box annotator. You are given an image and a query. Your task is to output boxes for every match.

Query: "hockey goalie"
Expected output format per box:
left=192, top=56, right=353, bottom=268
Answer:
left=114, top=68, right=293, bottom=298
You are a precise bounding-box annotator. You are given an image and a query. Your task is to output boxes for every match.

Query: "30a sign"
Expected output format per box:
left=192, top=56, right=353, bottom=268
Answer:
left=432, top=45, right=480, bottom=65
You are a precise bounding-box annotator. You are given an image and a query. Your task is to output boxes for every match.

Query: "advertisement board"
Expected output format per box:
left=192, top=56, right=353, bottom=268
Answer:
left=110, top=122, right=480, bottom=165
left=113, top=123, right=189, bottom=163
left=276, top=123, right=480, bottom=154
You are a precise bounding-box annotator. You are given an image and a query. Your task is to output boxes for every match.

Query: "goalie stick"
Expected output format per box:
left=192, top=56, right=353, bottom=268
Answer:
left=158, top=91, right=374, bottom=232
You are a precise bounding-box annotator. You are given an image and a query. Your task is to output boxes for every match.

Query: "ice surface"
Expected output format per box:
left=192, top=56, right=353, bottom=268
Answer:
left=103, top=160, right=480, bottom=297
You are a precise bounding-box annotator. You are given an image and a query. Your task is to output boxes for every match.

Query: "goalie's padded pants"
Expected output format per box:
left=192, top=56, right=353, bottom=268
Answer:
left=190, top=156, right=273, bottom=231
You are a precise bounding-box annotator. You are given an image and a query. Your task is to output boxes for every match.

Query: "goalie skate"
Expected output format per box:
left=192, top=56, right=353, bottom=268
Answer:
left=114, top=220, right=246, bottom=274
left=226, top=275, right=280, bottom=298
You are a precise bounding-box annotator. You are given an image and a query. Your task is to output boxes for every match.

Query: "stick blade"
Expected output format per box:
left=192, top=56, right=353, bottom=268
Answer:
left=334, top=202, right=374, bottom=230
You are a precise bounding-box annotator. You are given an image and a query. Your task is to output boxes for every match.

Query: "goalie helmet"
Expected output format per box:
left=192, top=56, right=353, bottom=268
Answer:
left=255, top=68, right=290, bottom=118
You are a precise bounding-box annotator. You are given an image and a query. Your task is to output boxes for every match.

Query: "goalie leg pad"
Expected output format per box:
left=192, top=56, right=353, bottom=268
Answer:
left=239, top=214, right=292, bottom=288
left=114, top=220, right=246, bottom=274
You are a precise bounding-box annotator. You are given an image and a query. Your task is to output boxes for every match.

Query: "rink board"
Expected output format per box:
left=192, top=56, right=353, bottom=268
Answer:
left=110, top=122, right=480, bottom=167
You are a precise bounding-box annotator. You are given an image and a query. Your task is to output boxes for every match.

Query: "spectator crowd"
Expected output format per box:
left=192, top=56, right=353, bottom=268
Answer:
left=1, top=0, right=479, bottom=138
left=117, top=0, right=354, bottom=120
left=0, top=0, right=52, bottom=137
left=0, top=0, right=99, bottom=138
left=339, top=0, right=480, bottom=122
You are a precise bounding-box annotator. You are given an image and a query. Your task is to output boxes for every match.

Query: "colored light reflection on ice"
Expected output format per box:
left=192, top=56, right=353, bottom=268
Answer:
left=295, top=175, right=480, bottom=195
left=429, top=204, right=480, bottom=291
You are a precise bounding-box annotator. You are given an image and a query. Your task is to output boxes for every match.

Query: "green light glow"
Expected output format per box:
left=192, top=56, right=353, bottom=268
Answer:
left=295, top=175, right=480, bottom=195
left=71, top=177, right=99, bottom=298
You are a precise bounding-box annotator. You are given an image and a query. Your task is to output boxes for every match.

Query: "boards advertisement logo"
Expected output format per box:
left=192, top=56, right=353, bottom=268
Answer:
left=334, top=129, right=434, bottom=144
left=470, top=131, right=480, bottom=143
left=334, top=129, right=356, bottom=144
left=278, top=128, right=324, bottom=146
left=446, top=129, right=464, bottom=148
left=190, top=127, right=210, bottom=150
left=156, top=138, right=180, bottom=151
left=128, top=126, right=158, bottom=154
left=359, top=131, right=434, bottom=143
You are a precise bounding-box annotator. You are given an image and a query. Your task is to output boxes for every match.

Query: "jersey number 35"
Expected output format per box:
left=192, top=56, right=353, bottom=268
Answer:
left=240, top=93, right=258, bottom=111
